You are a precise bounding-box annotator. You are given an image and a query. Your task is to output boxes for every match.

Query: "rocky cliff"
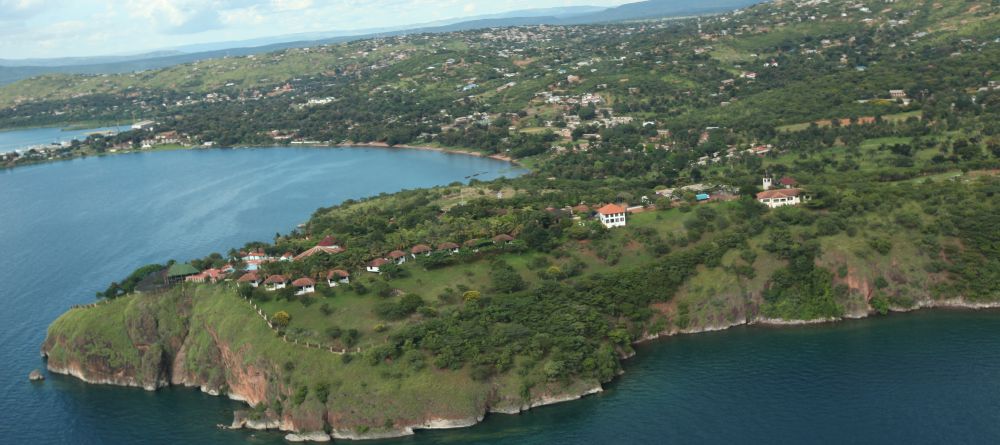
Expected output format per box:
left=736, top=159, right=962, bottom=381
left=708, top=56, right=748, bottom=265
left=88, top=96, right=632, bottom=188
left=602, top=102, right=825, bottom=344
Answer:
left=41, top=285, right=607, bottom=441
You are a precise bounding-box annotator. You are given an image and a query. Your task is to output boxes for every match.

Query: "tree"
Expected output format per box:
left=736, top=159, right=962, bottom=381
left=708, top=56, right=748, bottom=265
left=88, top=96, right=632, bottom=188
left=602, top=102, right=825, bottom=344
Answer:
left=272, top=311, right=291, bottom=328
left=490, top=260, right=526, bottom=293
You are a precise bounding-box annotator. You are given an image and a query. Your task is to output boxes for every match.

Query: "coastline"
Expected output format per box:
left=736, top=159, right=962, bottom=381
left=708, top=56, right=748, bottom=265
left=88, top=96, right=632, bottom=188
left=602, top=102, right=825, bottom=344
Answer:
left=3, top=140, right=520, bottom=171
left=160, top=300, right=1000, bottom=441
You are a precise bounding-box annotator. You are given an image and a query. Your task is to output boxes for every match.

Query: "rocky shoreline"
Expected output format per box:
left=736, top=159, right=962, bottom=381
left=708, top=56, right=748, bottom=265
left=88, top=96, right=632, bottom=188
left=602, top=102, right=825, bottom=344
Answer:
left=42, top=291, right=1000, bottom=442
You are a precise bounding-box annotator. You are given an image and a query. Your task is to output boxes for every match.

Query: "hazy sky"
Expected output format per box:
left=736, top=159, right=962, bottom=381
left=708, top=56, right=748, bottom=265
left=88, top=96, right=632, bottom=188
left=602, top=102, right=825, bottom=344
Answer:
left=0, top=0, right=633, bottom=59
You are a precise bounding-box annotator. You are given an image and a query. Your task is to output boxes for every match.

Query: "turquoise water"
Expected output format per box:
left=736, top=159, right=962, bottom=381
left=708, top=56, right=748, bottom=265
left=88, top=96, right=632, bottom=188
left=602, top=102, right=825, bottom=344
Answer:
left=2, top=145, right=1000, bottom=444
left=0, top=125, right=128, bottom=153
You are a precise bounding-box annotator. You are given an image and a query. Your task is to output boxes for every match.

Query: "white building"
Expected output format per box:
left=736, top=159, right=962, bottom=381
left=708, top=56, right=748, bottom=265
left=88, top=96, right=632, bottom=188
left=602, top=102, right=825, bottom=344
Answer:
left=596, top=204, right=627, bottom=228
left=756, top=188, right=806, bottom=208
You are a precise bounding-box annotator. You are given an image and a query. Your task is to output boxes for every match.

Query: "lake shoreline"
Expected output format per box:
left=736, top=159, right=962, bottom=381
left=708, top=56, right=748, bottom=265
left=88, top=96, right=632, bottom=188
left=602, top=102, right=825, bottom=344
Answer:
left=3, top=140, right=520, bottom=171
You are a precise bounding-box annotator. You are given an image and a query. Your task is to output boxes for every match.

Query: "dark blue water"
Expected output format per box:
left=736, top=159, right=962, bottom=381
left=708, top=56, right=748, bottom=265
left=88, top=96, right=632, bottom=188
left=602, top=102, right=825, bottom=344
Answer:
left=2, top=146, right=1000, bottom=444
left=0, top=146, right=523, bottom=444
left=0, top=125, right=128, bottom=153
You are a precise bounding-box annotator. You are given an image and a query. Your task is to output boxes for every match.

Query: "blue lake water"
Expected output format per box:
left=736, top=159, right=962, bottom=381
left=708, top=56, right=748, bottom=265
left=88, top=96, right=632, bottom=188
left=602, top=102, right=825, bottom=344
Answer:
left=2, top=145, right=1000, bottom=444
left=0, top=125, right=128, bottom=153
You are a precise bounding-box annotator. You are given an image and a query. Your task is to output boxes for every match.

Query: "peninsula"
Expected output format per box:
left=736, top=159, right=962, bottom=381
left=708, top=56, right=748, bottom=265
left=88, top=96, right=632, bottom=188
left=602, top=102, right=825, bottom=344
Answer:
left=24, top=0, right=1000, bottom=441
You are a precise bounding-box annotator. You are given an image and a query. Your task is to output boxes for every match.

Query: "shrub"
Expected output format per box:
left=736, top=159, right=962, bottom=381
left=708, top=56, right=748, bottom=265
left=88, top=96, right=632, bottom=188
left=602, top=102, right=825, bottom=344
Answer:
left=272, top=311, right=291, bottom=328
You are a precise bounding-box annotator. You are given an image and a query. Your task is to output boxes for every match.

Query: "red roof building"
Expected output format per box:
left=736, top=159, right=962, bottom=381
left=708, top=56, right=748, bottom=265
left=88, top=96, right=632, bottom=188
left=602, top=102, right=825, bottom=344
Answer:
left=596, top=204, right=627, bottom=228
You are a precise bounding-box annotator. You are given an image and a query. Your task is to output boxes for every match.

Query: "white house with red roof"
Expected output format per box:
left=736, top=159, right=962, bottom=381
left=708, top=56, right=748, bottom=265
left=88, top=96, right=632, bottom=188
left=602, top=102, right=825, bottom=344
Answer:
left=758, top=177, right=808, bottom=208
left=367, top=258, right=389, bottom=273
left=596, top=204, right=627, bottom=228
left=327, top=269, right=350, bottom=287
left=292, top=277, right=316, bottom=295
left=264, top=275, right=288, bottom=291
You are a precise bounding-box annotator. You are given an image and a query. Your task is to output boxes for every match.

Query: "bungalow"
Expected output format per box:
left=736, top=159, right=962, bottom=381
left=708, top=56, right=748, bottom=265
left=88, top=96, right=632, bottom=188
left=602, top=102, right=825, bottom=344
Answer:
left=367, top=258, right=389, bottom=273
left=327, top=269, right=350, bottom=287
left=292, top=277, right=316, bottom=295
left=596, top=204, right=627, bottom=228
left=437, top=242, right=460, bottom=254
left=756, top=188, right=807, bottom=208
left=411, top=244, right=432, bottom=258
left=264, top=275, right=288, bottom=291
left=280, top=252, right=295, bottom=262
left=388, top=250, right=408, bottom=264
left=242, top=249, right=267, bottom=261
left=237, top=271, right=262, bottom=288
left=464, top=238, right=489, bottom=252
left=492, top=234, right=514, bottom=245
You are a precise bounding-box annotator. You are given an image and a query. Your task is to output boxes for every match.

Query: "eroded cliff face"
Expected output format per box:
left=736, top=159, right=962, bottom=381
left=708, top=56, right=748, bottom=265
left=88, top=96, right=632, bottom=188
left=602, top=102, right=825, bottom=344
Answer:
left=41, top=290, right=282, bottom=410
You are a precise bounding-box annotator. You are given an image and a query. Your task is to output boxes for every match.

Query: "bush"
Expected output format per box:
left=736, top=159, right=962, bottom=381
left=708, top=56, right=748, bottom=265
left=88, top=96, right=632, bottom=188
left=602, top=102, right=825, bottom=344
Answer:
left=272, top=311, right=291, bottom=328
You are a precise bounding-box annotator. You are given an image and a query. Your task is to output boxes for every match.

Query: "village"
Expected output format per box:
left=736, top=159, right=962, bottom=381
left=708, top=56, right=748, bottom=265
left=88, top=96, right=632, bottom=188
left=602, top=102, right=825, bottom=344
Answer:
left=159, top=173, right=806, bottom=299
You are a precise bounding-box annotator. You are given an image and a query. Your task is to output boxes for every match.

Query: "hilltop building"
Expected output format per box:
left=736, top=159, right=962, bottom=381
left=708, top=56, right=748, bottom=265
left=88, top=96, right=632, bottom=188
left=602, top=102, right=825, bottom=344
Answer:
left=596, top=204, right=627, bottom=228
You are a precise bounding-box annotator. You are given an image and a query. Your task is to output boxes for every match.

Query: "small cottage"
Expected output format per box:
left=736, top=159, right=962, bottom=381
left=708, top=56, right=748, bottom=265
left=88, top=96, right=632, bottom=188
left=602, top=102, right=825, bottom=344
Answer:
left=437, top=242, right=460, bottom=254
left=237, top=271, right=262, bottom=288
left=367, top=258, right=389, bottom=273
left=292, top=277, right=316, bottom=295
left=388, top=250, right=408, bottom=264
left=410, top=244, right=432, bottom=258
left=264, top=275, right=288, bottom=291
left=327, top=269, right=350, bottom=287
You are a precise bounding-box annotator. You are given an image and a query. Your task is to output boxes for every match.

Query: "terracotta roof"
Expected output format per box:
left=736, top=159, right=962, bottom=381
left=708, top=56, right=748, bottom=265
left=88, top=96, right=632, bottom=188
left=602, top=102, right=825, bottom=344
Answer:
left=327, top=269, right=350, bottom=279
left=596, top=204, right=626, bottom=215
left=293, top=245, right=345, bottom=261
left=756, top=188, right=802, bottom=199
left=369, top=258, right=390, bottom=267
left=464, top=239, right=481, bottom=246
left=237, top=272, right=260, bottom=282
left=437, top=242, right=460, bottom=250
left=292, top=277, right=315, bottom=287
left=317, top=235, right=338, bottom=247
left=263, top=275, right=287, bottom=284
left=388, top=250, right=407, bottom=259
left=779, top=177, right=798, bottom=186
left=572, top=204, right=590, bottom=213
left=411, top=244, right=432, bottom=254
left=492, top=234, right=514, bottom=243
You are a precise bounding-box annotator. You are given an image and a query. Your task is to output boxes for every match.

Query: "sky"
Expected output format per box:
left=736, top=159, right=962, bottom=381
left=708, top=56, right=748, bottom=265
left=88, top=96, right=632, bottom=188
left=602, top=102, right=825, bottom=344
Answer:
left=0, top=0, right=633, bottom=59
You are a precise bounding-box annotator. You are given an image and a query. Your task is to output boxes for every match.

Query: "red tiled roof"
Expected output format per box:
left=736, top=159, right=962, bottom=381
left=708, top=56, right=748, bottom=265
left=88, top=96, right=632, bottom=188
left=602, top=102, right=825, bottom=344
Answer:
left=237, top=272, right=260, bottom=282
left=596, top=204, right=626, bottom=215
left=388, top=250, right=407, bottom=259
left=369, top=258, right=389, bottom=267
left=492, top=234, right=514, bottom=243
left=779, top=177, right=798, bottom=186
left=327, top=269, right=350, bottom=279
left=437, top=242, right=460, bottom=250
left=756, top=188, right=802, bottom=199
left=411, top=244, right=432, bottom=254
left=464, top=239, right=481, bottom=246
left=263, top=275, right=287, bottom=284
left=292, top=277, right=315, bottom=287
left=317, top=235, right=338, bottom=247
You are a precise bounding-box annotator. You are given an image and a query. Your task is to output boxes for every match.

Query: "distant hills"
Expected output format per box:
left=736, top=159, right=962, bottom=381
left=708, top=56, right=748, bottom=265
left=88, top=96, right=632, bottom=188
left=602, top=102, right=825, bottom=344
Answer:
left=0, top=0, right=763, bottom=85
